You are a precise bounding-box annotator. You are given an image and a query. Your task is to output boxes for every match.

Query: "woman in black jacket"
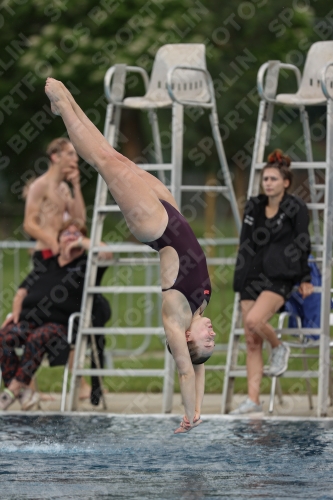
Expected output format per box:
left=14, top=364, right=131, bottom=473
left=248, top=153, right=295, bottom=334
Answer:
left=231, top=150, right=313, bottom=415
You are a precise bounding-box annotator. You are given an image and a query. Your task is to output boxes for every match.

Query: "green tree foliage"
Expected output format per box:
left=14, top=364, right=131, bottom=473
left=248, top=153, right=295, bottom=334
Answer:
left=0, top=0, right=329, bottom=226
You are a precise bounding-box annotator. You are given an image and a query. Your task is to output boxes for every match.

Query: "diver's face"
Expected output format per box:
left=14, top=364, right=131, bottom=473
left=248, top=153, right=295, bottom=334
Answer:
left=187, top=316, right=216, bottom=357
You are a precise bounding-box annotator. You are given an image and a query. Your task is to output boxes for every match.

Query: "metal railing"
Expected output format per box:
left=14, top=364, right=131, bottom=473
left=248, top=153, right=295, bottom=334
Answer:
left=0, top=239, right=238, bottom=346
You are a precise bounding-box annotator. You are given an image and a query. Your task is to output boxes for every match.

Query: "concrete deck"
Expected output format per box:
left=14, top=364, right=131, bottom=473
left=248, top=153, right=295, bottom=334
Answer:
left=5, top=392, right=333, bottom=418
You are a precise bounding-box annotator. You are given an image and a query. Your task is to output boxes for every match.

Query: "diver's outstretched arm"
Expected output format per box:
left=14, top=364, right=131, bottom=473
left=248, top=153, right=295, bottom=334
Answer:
left=162, top=294, right=197, bottom=431
left=194, top=363, right=205, bottom=419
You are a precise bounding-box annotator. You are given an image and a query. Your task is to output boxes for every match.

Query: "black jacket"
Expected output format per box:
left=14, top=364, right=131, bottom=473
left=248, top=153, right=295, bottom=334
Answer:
left=233, top=193, right=312, bottom=292
left=19, top=253, right=110, bottom=326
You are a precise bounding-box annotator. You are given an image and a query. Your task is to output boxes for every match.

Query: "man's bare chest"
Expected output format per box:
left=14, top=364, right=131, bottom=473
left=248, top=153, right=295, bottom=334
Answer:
left=40, top=187, right=67, bottom=216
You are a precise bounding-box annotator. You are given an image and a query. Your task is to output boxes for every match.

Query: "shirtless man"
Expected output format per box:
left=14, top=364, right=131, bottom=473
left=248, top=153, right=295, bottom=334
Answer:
left=23, top=137, right=86, bottom=260
left=23, top=138, right=88, bottom=399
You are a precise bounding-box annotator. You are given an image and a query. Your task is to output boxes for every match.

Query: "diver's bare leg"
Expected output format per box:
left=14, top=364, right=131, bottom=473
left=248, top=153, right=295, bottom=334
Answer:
left=60, top=81, right=179, bottom=210
left=45, top=78, right=167, bottom=242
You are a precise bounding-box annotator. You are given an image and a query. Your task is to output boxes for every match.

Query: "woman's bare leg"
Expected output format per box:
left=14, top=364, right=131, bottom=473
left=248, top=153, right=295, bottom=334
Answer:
left=241, top=292, right=284, bottom=405
left=45, top=78, right=167, bottom=242
left=60, top=81, right=179, bottom=210
left=241, top=301, right=264, bottom=405
left=244, top=292, right=284, bottom=347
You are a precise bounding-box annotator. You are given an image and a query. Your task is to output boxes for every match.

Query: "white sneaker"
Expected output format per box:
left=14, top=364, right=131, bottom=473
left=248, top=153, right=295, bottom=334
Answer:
left=0, top=389, right=16, bottom=410
left=18, top=388, right=40, bottom=411
left=229, top=398, right=263, bottom=415
left=266, top=343, right=290, bottom=377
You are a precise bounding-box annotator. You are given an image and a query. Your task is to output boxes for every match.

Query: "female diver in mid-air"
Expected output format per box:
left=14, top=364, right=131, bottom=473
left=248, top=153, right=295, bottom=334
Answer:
left=45, top=78, right=215, bottom=433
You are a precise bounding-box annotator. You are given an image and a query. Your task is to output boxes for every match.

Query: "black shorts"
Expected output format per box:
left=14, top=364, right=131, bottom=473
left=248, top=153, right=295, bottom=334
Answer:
left=239, top=278, right=294, bottom=302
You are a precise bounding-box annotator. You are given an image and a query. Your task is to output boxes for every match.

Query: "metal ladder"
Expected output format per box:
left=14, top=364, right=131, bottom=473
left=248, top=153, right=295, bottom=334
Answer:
left=222, top=44, right=333, bottom=417
left=68, top=43, right=241, bottom=412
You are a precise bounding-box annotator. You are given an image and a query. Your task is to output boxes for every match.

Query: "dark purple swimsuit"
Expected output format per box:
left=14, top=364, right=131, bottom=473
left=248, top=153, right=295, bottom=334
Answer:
left=144, top=200, right=212, bottom=315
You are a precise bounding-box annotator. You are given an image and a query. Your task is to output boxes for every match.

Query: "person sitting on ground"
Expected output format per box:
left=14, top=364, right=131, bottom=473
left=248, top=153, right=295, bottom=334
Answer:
left=231, top=149, right=314, bottom=415
left=23, top=137, right=86, bottom=264
left=44, top=77, right=216, bottom=434
left=0, top=219, right=112, bottom=411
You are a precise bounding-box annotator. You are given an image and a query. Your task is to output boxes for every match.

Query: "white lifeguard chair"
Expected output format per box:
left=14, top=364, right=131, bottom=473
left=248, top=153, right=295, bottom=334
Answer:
left=103, top=43, right=241, bottom=220
left=68, top=44, right=241, bottom=412
left=222, top=41, right=333, bottom=417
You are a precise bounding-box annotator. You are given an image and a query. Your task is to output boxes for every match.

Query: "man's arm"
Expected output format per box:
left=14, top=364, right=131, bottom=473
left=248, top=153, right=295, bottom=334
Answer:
left=64, top=169, right=86, bottom=223
left=64, top=236, right=113, bottom=261
left=80, top=237, right=113, bottom=260
left=23, top=181, right=59, bottom=254
left=2, top=288, right=28, bottom=327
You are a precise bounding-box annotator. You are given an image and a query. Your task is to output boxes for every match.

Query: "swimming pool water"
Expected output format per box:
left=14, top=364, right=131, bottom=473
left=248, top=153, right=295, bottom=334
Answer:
left=0, top=415, right=333, bottom=499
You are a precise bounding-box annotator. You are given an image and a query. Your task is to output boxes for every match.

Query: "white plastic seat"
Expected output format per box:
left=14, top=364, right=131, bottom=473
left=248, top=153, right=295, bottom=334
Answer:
left=123, top=44, right=210, bottom=109
left=101, top=42, right=241, bottom=231
left=276, top=41, right=333, bottom=106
